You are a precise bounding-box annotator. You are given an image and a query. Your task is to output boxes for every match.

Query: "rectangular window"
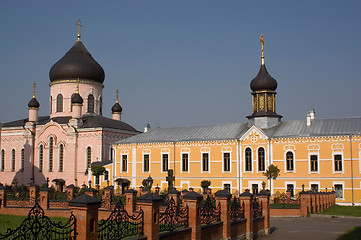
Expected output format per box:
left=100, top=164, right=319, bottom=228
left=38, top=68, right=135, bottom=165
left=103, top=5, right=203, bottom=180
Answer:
left=122, top=155, right=128, bottom=172
left=252, top=184, right=259, bottom=195
left=143, top=154, right=149, bottom=172
left=182, top=153, right=189, bottom=172
left=334, top=154, right=342, bottom=172
left=162, top=154, right=169, bottom=172
left=224, top=152, right=230, bottom=172
left=311, top=184, right=318, bottom=192
left=20, top=149, right=24, bottom=172
left=104, top=171, right=109, bottom=181
left=223, top=184, right=231, bottom=190
left=286, top=152, right=294, bottom=171
left=1, top=150, right=4, bottom=171
left=287, top=184, right=294, bottom=197
left=310, top=155, right=318, bottom=172
left=202, top=153, right=209, bottom=172
left=334, top=184, right=343, bottom=198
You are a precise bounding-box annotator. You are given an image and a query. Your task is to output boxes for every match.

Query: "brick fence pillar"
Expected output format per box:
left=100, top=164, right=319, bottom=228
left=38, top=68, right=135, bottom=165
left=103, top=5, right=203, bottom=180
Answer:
left=240, top=189, right=253, bottom=240
left=69, top=194, right=101, bottom=240
left=137, top=192, right=162, bottom=240
left=183, top=191, right=203, bottom=240
left=258, top=189, right=270, bottom=235
left=28, top=184, right=37, bottom=205
left=39, top=188, right=49, bottom=210
left=66, top=184, right=75, bottom=201
left=85, top=188, right=98, bottom=198
left=125, top=189, right=137, bottom=213
left=102, top=186, right=113, bottom=209
left=310, top=192, right=316, bottom=213
left=168, top=189, right=181, bottom=207
left=215, top=189, right=232, bottom=240
left=299, top=191, right=311, bottom=217
left=0, top=186, right=7, bottom=208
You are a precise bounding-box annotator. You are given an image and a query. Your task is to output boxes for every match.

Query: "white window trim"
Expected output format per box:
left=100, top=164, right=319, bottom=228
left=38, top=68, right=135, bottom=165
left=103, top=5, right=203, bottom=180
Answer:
left=161, top=153, right=170, bottom=173
left=121, top=154, right=129, bottom=173
left=244, top=147, right=253, bottom=173
left=248, top=180, right=262, bottom=194
left=284, top=150, right=296, bottom=173
left=284, top=181, right=297, bottom=196
left=180, top=181, right=190, bottom=190
left=256, top=146, right=266, bottom=173
left=333, top=181, right=345, bottom=200
left=332, top=152, right=344, bottom=174
left=142, top=153, right=151, bottom=173
left=309, top=181, right=320, bottom=192
left=180, top=152, right=189, bottom=173
left=222, top=181, right=232, bottom=191
left=308, top=152, right=320, bottom=174
left=222, top=151, right=231, bottom=173
left=201, top=151, right=210, bottom=173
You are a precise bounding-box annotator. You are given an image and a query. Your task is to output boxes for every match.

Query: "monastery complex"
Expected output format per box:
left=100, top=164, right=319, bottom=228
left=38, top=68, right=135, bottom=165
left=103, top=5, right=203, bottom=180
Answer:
left=1, top=26, right=360, bottom=205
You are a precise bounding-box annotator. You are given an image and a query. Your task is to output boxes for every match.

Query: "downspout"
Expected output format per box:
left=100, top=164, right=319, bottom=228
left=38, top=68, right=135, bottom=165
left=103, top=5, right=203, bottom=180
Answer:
left=173, top=141, right=176, bottom=178
left=268, top=139, right=272, bottom=194
left=237, top=139, right=241, bottom=194
left=350, top=134, right=354, bottom=205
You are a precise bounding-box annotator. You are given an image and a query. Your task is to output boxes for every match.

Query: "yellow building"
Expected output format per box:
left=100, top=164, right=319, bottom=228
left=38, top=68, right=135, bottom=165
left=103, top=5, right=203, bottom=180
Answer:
left=99, top=36, right=361, bottom=205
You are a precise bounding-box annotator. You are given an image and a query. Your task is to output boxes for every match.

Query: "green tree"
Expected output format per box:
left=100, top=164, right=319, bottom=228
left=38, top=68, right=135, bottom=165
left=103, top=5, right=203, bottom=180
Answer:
left=91, top=165, right=106, bottom=188
left=201, top=180, right=211, bottom=194
left=263, top=164, right=280, bottom=193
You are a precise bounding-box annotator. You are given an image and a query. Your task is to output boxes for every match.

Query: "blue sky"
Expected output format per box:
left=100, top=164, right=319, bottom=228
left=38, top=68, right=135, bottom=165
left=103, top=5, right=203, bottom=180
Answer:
left=0, top=1, right=360, bottom=131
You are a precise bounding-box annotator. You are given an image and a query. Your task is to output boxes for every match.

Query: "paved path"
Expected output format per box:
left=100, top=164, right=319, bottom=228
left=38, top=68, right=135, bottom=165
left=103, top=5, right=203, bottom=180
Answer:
left=257, top=216, right=361, bottom=240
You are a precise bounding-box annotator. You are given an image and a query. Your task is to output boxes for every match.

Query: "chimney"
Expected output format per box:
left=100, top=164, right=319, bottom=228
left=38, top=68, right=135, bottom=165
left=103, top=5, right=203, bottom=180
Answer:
left=309, top=107, right=315, bottom=120
left=144, top=123, right=151, bottom=133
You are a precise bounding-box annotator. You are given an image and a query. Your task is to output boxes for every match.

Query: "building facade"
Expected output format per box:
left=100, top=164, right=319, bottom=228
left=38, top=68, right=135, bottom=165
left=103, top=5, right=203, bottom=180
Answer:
left=0, top=28, right=140, bottom=188
left=103, top=37, right=361, bottom=205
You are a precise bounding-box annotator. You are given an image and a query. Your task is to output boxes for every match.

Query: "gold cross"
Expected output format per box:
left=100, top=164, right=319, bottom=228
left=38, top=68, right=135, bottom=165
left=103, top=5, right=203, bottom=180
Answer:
left=32, top=83, right=36, bottom=98
left=260, top=34, right=265, bottom=65
left=76, top=19, right=82, bottom=41
left=116, top=89, right=119, bottom=103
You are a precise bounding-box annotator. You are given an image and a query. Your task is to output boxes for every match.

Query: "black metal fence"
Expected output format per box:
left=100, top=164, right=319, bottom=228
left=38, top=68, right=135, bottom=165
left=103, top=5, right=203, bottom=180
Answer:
left=159, top=197, right=189, bottom=232
left=230, top=196, right=245, bottom=221
left=200, top=196, right=221, bottom=224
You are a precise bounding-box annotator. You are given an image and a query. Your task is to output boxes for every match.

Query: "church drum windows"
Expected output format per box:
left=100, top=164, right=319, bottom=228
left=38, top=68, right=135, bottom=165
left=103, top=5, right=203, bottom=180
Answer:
left=258, top=147, right=265, bottom=172
left=56, top=94, right=63, bottom=112
left=162, top=154, right=169, bottom=172
left=286, top=152, right=294, bottom=171
left=49, top=137, right=54, bottom=172
left=310, top=155, right=318, bottom=172
left=202, top=153, right=209, bottom=172
left=87, top=147, right=92, bottom=169
left=223, top=152, right=230, bottom=172
left=11, top=149, right=15, bottom=172
left=88, top=94, right=95, bottom=113
left=245, top=148, right=252, bottom=172
left=99, top=96, right=103, bottom=115
left=20, top=149, right=25, bottom=172
left=143, top=154, right=150, bottom=172
left=182, top=153, right=189, bottom=172
left=122, top=155, right=128, bottom=172
left=39, top=145, right=43, bottom=171
left=1, top=150, right=4, bottom=171
left=59, top=144, right=64, bottom=172
left=334, top=154, right=342, bottom=172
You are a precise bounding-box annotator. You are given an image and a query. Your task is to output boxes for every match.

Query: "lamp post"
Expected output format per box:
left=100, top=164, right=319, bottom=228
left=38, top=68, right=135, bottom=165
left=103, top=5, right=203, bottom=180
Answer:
left=146, top=175, right=153, bottom=193
left=262, top=181, right=266, bottom=190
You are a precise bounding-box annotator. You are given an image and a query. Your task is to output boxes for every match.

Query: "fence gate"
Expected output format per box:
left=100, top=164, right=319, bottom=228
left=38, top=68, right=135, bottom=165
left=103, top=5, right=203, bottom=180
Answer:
left=0, top=203, right=76, bottom=240
left=98, top=200, right=144, bottom=240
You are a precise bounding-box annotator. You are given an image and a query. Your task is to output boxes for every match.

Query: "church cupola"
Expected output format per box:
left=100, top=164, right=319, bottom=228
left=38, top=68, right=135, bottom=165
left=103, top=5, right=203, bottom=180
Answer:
left=28, top=83, right=40, bottom=122
left=71, top=80, right=83, bottom=119
left=247, top=34, right=282, bottom=129
left=111, top=89, right=122, bottom=121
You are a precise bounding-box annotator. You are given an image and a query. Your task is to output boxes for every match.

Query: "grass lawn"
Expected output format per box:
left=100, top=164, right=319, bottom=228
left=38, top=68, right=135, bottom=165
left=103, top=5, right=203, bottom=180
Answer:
left=0, top=214, right=69, bottom=235
left=320, top=205, right=361, bottom=217
left=337, top=226, right=361, bottom=240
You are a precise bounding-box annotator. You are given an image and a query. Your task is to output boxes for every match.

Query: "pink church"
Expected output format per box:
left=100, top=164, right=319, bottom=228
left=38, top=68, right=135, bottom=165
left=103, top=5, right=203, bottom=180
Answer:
left=0, top=31, right=140, bottom=188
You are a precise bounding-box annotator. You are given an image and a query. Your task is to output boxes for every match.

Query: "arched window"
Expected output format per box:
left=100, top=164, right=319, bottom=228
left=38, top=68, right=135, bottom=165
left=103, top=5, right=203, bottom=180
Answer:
left=56, top=94, right=63, bottom=112
left=99, top=96, right=103, bottom=115
left=245, top=148, right=252, bottom=171
left=11, top=149, right=15, bottom=172
left=49, top=137, right=54, bottom=172
left=59, top=144, right=64, bottom=172
left=50, top=96, right=52, bottom=113
left=286, top=152, right=294, bottom=171
left=21, top=149, right=25, bottom=171
left=87, top=95, right=94, bottom=113
left=258, top=147, right=265, bottom=171
left=87, top=147, right=91, bottom=168
left=1, top=150, right=5, bottom=171
left=39, top=145, right=43, bottom=171
left=70, top=93, right=76, bottom=112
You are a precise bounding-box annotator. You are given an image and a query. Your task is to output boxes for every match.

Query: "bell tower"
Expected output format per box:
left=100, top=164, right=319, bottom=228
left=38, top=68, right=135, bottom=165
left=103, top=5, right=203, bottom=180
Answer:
left=247, top=34, right=282, bottom=129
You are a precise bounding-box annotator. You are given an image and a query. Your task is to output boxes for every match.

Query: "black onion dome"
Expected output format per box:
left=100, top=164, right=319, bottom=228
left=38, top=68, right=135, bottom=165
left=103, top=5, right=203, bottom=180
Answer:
left=111, top=103, right=122, bottom=113
left=28, top=97, right=40, bottom=108
left=71, top=93, right=83, bottom=104
left=250, top=64, right=277, bottom=91
left=49, top=41, right=105, bottom=83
